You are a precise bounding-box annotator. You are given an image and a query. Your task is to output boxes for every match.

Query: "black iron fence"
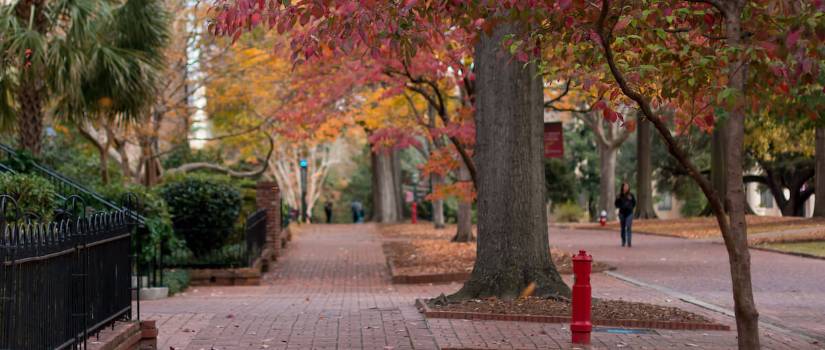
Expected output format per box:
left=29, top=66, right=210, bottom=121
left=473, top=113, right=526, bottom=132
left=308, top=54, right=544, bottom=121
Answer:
left=0, top=143, right=147, bottom=225
left=0, top=197, right=136, bottom=350
left=244, top=209, right=267, bottom=266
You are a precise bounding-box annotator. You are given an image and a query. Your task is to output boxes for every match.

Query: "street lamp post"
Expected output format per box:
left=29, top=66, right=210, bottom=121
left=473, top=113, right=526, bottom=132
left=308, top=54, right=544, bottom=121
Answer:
left=300, top=159, right=308, bottom=223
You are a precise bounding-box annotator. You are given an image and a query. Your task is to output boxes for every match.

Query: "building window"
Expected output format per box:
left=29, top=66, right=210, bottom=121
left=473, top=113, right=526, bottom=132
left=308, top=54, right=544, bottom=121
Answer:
left=760, top=189, right=773, bottom=208
left=657, top=191, right=672, bottom=211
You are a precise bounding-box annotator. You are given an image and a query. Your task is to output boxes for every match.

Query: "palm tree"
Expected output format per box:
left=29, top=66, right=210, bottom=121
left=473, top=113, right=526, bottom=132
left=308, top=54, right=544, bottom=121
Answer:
left=0, top=0, right=168, bottom=156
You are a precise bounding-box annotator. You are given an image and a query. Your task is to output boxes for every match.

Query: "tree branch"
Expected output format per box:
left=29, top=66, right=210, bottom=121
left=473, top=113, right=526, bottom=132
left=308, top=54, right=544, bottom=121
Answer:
left=165, top=132, right=274, bottom=178
left=596, top=0, right=729, bottom=237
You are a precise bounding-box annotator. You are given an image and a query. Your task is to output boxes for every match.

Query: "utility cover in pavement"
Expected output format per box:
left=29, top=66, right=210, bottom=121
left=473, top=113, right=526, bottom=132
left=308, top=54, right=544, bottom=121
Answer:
left=593, top=327, right=659, bottom=335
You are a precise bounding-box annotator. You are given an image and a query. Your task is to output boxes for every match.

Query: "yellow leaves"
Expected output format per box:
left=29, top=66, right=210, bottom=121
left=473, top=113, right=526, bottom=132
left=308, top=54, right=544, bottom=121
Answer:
left=357, top=88, right=422, bottom=131
left=745, top=116, right=815, bottom=161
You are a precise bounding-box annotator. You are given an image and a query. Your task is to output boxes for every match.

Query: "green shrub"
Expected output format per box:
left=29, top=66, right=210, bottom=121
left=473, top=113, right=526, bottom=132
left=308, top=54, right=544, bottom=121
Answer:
left=553, top=202, right=585, bottom=223
left=163, top=269, right=190, bottom=295
left=100, top=183, right=181, bottom=266
left=0, top=173, right=58, bottom=221
left=158, top=174, right=241, bottom=257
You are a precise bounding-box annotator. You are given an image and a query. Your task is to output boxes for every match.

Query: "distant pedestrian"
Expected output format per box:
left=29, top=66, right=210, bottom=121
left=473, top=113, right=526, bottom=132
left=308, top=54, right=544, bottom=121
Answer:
left=614, top=182, right=636, bottom=247
left=324, top=201, right=333, bottom=223
left=351, top=200, right=363, bottom=223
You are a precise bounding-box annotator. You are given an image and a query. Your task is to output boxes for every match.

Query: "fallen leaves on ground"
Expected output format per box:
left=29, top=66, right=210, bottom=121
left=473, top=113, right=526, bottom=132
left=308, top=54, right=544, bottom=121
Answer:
left=378, top=223, right=468, bottom=240
left=750, top=229, right=825, bottom=245
left=383, top=239, right=614, bottom=276
left=427, top=296, right=712, bottom=324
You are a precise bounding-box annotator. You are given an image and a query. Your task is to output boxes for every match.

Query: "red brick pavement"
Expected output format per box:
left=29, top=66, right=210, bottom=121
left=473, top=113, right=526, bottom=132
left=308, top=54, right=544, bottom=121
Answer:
left=140, top=224, right=822, bottom=349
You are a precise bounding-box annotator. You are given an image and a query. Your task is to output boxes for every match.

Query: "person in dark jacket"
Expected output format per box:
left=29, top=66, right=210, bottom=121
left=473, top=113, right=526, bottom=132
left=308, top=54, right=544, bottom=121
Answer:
left=614, top=182, right=636, bottom=247
left=324, top=201, right=333, bottom=223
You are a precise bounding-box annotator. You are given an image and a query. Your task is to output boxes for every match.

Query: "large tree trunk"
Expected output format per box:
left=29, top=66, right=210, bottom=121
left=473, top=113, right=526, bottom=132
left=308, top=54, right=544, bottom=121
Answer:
left=372, top=150, right=401, bottom=223
left=452, top=22, right=569, bottom=299
left=453, top=163, right=474, bottom=242
left=635, top=119, right=657, bottom=218
left=598, top=143, right=618, bottom=221
left=723, top=5, right=760, bottom=348
left=815, top=127, right=825, bottom=217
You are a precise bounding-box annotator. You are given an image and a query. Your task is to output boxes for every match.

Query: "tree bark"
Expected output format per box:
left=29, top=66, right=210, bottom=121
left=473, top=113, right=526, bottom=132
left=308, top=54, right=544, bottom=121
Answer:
left=635, top=118, right=657, bottom=218
left=14, top=0, right=47, bottom=156
left=431, top=173, right=446, bottom=228
left=392, top=149, right=405, bottom=220
left=430, top=111, right=446, bottom=229
left=599, top=143, right=618, bottom=221
left=722, top=4, right=760, bottom=348
left=372, top=149, right=401, bottom=223
left=711, top=122, right=728, bottom=212
left=452, top=22, right=569, bottom=299
left=453, top=163, right=474, bottom=242
left=140, top=137, right=160, bottom=187
left=815, top=127, right=825, bottom=217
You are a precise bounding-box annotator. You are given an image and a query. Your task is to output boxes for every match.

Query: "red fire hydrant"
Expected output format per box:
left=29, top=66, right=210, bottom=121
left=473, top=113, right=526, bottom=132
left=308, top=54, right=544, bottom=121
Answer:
left=411, top=202, right=418, bottom=224
left=599, top=210, right=607, bottom=226
left=571, top=250, right=593, bottom=345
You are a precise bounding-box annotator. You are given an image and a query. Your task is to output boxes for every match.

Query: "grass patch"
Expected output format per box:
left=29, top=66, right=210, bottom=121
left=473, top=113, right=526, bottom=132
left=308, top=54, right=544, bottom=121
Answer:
left=759, top=241, right=825, bottom=258
left=571, top=216, right=825, bottom=239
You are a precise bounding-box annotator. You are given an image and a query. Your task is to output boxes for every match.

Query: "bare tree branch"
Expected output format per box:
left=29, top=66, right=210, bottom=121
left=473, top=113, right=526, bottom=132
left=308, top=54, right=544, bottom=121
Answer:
left=165, top=131, right=274, bottom=177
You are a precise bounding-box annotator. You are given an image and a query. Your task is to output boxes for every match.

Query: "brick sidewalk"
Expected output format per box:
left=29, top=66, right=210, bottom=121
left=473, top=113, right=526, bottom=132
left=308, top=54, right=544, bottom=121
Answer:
left=140, top=224, right=822, bottom=349
left=552, top=227, right=825, bottom=343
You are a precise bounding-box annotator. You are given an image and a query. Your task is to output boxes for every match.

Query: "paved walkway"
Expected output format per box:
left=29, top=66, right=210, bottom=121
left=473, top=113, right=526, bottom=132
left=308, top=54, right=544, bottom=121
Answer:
left=552, top=227, right=825, bottom=343
left=141, top=224, right=822, bottom=349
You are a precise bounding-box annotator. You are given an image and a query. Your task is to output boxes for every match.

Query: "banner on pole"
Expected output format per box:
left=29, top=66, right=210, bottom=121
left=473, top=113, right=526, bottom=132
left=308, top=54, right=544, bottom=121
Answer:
left=544, top=122, right=564, bottom=158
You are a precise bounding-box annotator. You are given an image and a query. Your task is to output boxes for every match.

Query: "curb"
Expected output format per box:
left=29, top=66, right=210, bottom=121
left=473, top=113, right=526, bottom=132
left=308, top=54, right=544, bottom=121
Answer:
left=385, top=257, right=470, bottom=284
left=384, top=253, right=616, bottom=284
left=749, top=245, right=825, bottom=261
left=560, top=225, right=693, bottom=240
left=415, top=299, right=730, bottom=331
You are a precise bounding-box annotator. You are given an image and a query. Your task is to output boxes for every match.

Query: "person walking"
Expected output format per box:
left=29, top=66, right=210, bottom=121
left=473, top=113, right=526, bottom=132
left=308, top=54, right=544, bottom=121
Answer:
left=614, top=182, right=636, bottom=247
left=351, top=200, right=363, bottom=223
left=324, top=201, right=333, bottom=223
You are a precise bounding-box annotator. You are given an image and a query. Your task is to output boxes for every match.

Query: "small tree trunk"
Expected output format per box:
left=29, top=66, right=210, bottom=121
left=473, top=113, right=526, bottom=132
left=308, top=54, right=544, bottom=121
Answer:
left=635, top=118, right=657, bottom=218
left=371, top=150, right=381, bottom=222
left=16, top=80, right=45, bottom=156
left=14, top=0, right=47, bottom=157
left=711, top=123, right=728, bottom=212
left=723, top=6, right=760, bottom=348
left=598, top=143, right=618, bottom=221
left=99, top=144, right=110, bottom=185
left=452, top=22, right=569, bottom=299
left=815, top=127, right=825, bottom=217
left=373, top=150, right=401, bottom=223
left=141, top=137, right=159, bottom=187
left=431, top=173, right=446, bottom=228
left=453, top=164, right=474, bottom=242
left=392, top=149, right=405, bottom=219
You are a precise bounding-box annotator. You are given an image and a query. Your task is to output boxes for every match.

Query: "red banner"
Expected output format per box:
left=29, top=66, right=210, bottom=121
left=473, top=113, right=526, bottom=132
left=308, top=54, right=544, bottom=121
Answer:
left=544, top=122, right=564, bottom=158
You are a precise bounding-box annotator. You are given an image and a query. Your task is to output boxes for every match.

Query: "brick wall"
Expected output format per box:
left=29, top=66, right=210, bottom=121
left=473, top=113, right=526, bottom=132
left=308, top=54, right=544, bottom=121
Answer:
left=256, top=181, right=282, bottom=260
